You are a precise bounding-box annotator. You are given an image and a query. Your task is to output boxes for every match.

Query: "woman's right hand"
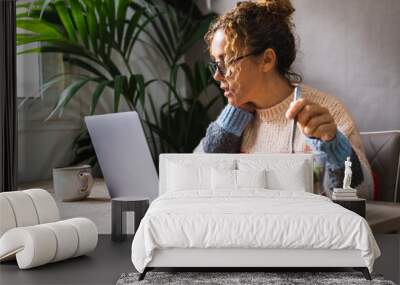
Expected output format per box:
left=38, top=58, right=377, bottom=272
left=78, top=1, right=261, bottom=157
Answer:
left=237, top=102, right=256, bottom=113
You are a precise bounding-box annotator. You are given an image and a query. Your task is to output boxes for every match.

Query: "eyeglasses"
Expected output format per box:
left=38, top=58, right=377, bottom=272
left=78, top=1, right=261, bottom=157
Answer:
left=208, top=61, right=227, bottom=77
left=208, top=49, right=265, bottom=77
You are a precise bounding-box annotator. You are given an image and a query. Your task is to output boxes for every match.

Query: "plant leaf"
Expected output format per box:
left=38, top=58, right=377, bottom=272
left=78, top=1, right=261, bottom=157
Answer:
left=17, top=45, right=98, bottom=65
left=136, top=74, right=146, bottom=108
left=54, top=0, right=78, bottom=42
left=179, top=62, right=195, bottom=94
left=70, top=0, right=89, bottom=47
left=154, top=8, right=176, bottom=55
left=39, top=0, right=53, bottom=19
left=86, top=4, right=98, bottom=53
left=126, top=13, right=159, bottom=59
left=104, top=0, right=116, bottom=49
left=45, top=78, right=92, bottom=121
left=180, top=14, right=215, bottom=54
left=116, top=0, right=129, bottom=47
left=148, top=10, right=174, bottom=64
left=16, top=18, right=64, bottom=38
left=113, top=75, right=124, bottom=113
left=90, top=80, right=110, bottom=115
left=64, top=56, right=109, bottom=79
left=122, top=7, right=143, bottom=55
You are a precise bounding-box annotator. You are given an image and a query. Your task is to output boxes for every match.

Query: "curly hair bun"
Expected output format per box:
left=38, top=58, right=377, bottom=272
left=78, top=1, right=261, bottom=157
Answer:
left=255, top=0, right=295, bottom=19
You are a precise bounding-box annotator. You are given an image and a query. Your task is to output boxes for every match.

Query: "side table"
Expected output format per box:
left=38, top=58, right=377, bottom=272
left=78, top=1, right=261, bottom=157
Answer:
left=111, top=197, right=149, bottom=241
left=332, top=198, right=366, bottom=218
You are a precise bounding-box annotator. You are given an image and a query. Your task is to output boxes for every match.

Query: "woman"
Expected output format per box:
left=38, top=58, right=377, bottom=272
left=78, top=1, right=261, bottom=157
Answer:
left=194, top=0, right=373, bottom=198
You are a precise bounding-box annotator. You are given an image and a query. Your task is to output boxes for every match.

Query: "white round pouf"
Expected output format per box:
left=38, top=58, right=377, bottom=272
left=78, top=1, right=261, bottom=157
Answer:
left=42, top=221, right=79, bottom=262
left=0, top=196, right=17, bottom=237
left=0, top=189, right=98, bottom=269
left=0, top=218, right=98, bottom=269
left=0, top=225, right=57, bottom=269
left=1, top=191, right=39, bottom=227
left=24, top=189, right=60, bottom=223
left=64, top=218, right=98, bottom=257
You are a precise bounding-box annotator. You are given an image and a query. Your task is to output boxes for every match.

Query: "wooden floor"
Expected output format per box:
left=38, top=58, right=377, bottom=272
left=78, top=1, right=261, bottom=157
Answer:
left=0, top=234, right=399, bottom=285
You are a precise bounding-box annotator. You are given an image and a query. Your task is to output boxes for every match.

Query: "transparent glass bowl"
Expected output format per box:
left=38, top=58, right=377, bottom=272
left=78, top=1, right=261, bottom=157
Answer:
left=312, top=151, right=328, bottom=196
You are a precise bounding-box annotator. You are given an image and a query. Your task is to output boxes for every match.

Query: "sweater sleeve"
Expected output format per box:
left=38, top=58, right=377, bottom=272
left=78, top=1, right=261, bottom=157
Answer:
left=305, top=129, right=364, bottom=189
left=193, top=104, right=254, bottom=153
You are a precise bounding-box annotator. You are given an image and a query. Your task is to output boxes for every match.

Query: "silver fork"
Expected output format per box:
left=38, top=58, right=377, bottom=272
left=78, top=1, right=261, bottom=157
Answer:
left=289, top=84, right=301, bottom=153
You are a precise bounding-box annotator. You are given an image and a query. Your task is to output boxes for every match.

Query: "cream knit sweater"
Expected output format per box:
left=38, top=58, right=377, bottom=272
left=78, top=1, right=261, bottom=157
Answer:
left=240, top=83, right=373, bottom=198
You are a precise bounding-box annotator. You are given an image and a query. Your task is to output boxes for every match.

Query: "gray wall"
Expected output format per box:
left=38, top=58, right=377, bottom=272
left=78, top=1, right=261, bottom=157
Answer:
left=208, top=0, right=400, bottom=132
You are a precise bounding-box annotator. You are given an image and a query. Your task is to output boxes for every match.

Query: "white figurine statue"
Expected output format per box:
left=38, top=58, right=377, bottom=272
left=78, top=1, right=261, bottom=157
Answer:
left=343, top=156, right=353, bottom=189
left=332, top=157, right=358, bottom=199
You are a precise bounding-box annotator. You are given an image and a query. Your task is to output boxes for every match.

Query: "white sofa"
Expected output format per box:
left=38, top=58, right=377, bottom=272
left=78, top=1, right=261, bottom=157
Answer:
left=0, top=189, right=98, bottom=269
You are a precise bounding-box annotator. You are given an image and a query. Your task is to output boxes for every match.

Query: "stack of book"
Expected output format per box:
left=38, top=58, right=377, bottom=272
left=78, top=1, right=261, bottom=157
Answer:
left=332, top=188, right=358, bottom=200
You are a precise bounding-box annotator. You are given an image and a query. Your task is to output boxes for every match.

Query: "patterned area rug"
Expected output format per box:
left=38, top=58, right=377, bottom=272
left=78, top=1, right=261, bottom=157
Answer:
left=116, top=271, right=396, bottom=285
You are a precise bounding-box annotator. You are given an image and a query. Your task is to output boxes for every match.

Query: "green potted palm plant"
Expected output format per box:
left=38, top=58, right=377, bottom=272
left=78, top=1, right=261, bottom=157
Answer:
left=17, top=0, right=223, bottom=173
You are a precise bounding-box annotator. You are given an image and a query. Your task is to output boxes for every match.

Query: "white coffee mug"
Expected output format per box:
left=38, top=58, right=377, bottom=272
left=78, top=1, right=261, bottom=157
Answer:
left=53, top=165, right=94, bottom=202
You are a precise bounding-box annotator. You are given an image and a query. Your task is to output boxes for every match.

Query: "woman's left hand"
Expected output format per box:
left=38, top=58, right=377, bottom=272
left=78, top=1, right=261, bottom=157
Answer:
left=285, top=98, right=337, bottom=142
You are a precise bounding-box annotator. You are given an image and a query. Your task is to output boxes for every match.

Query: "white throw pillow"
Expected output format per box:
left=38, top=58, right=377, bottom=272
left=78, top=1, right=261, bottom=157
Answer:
left=211, top=168, right=236, bottom=190
left=167, top=162, right=209, bottom=191
left=211, top=168, right=267, bottom=190
left=167, top=159, right=235, bottom=191
left=266, top=163, right=307, bottom=191
left=237, top=159, right=309, bottom=191
left=236, top=169, right=267, bottom=188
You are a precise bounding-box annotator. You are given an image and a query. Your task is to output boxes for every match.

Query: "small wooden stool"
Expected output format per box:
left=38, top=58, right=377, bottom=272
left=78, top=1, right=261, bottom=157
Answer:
left=111, top=196, right=149, bottom=241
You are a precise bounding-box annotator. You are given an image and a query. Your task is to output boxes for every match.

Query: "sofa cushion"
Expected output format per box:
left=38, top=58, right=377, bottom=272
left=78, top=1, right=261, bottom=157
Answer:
left=366, top=201, right=400, bottom=233
left=361, top=131, right=400, bottom=202
left=372, top=171, right=381, bottom=200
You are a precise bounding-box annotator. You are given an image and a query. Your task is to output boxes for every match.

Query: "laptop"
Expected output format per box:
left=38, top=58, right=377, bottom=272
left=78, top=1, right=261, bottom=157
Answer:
left=85, top=111, right=159, bottom=201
